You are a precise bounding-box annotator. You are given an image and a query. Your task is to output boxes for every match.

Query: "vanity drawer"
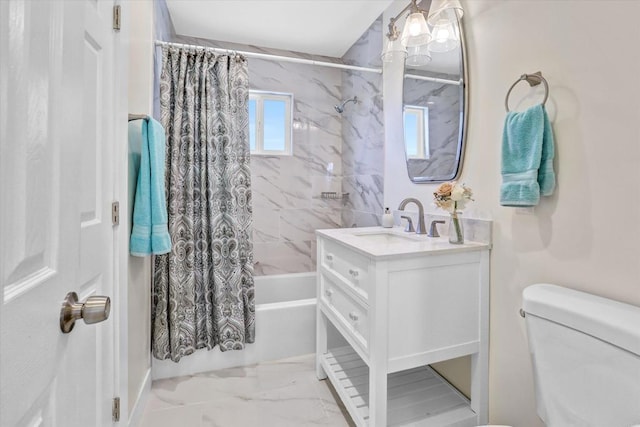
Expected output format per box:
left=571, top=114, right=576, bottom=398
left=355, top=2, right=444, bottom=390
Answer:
left=320, top=275, right=369, bottom=348
left=321, top=239, right=371, bottom=298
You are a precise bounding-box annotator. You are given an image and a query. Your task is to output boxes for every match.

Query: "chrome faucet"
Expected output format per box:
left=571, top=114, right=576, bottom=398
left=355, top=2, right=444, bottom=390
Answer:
left=400, top=215, right=415, bottom=232
left=397, top=198, right=427, bottom=234
left=428, top=220, right=445, bottom=237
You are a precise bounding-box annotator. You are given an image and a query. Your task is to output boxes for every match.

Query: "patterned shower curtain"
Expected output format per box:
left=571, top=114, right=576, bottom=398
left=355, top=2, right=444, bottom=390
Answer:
left=152, top=46, right=254, bottom=362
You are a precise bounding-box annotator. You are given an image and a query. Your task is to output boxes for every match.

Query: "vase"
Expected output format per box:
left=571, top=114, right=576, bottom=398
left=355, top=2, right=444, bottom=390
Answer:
left=448, top=211, right=464, bottom=244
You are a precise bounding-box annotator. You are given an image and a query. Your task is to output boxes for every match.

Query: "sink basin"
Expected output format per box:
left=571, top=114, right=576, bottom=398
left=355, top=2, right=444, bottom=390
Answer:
left=317, top=226, right=488, bottom=259
left=352, top=232, right=418, bottom=245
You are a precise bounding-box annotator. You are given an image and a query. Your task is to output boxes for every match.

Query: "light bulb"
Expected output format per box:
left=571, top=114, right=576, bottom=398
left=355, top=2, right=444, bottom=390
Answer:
left=401, top=12, right=431, bottom=47
left=432, top=20, right=451, bottom=42
left=428, top=17, right=459, bottom=53
left=427, top=0, right=464, bottom=26
left=409, top=21, right=422, bottom=36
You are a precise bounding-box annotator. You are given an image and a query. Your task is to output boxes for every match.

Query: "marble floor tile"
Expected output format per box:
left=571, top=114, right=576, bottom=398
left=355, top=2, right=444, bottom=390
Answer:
left=138, top=354, right=353, bottom=427
left=139, top=403, right=204, bottom=427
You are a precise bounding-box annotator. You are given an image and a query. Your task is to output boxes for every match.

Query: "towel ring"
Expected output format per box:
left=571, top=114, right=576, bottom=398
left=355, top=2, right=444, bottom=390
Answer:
left=505, top=72, right=549, bottom=112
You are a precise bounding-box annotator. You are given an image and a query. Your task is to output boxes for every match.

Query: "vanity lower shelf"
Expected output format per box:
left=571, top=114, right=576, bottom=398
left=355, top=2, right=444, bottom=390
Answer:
left=320, top=347, right=477, bottom=427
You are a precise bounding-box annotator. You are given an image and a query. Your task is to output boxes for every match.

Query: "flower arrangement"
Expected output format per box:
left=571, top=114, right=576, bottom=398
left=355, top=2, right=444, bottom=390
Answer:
left=433, top=181, right=473, bottom=213
left=433, top=181, right=473, bottom=244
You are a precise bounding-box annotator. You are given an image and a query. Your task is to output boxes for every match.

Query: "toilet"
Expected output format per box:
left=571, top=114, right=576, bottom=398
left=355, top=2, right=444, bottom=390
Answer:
left=522, top=284, right=640, bottom=426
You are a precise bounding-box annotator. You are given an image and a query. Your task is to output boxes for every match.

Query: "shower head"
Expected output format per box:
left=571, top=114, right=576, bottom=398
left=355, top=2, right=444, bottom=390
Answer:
left=334, top=96, right=358, bottom=114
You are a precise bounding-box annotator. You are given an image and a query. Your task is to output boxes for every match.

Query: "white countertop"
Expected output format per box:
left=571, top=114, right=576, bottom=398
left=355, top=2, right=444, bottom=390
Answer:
left=316, top=226, right=490, bottom=259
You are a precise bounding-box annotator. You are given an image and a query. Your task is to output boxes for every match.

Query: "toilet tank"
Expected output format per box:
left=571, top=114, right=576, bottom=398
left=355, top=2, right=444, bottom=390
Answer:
left=522, top=284, right=640, bottom=427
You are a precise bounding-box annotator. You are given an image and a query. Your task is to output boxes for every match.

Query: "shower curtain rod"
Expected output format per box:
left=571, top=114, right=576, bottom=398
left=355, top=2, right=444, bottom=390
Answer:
left=155, top=40, right=383, bottom=74
left=155, top=41, right=462, bottom=85
left=404, top=74, right=461, bottom=86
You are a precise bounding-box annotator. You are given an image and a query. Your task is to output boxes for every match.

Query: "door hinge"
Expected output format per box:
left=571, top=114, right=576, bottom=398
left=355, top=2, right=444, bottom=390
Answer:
left=113, top=5, right=121, bottom=31
left=112, top=397, right=120, bottom=422
left=111, top=201, right=120, bottom=226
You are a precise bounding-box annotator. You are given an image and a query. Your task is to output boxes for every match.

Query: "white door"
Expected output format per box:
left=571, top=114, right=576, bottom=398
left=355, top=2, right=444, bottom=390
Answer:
left=0, top=0, right=122, bottom=425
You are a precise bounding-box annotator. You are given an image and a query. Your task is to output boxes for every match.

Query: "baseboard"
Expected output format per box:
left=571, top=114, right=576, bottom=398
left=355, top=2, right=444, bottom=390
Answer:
left=128, top=368, right=151, bottom=427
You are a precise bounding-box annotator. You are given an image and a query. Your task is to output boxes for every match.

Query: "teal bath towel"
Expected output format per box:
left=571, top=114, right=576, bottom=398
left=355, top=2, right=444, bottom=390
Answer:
left=500, top=104, right=556, bottom=206
left=129, top=117, right=172, bottom=256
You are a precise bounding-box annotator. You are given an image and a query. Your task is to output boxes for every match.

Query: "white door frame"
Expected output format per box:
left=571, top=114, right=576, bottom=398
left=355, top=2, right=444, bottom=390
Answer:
left=113, top=0, right=132, bottom=424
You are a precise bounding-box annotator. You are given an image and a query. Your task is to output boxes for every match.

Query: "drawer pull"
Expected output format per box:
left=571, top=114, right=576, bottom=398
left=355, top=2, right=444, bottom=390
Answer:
left=348, top=312, right=359, bottom=322
left=348, top=268, right=359, bottom=278
left=325, top=253, right=334, bottom=262
left=324, top=289, right=334, bottom=298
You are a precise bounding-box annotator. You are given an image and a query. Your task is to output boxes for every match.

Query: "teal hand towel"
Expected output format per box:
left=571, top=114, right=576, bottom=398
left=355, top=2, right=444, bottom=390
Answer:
left=129, top=117, right=172, bottom=256
left=538, top=108, right=556, bottom=196
left=500, top=104, right=556, bottom=206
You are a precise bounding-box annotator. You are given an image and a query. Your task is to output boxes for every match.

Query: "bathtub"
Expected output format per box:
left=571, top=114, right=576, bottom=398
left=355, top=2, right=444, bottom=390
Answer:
left=151, top=272, right=317, bottom=380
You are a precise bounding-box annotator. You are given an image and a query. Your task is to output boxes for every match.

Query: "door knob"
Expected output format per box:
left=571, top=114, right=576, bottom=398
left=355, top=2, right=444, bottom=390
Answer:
left=60, top=292, right=111, bottom=333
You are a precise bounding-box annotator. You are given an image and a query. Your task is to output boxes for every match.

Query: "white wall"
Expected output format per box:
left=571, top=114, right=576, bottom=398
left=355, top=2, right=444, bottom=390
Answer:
left=127, top=0, right=154, bottom=420
left=384, top=0, right=640, bottom=425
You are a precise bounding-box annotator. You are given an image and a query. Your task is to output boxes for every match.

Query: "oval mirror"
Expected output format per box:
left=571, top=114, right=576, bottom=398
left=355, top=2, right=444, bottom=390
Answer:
left=402, top=6, right=467, bottom=183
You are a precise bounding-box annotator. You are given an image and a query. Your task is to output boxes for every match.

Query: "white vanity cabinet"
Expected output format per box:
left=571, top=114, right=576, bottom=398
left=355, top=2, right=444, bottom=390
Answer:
left=315, top=227, right=490, bottom=427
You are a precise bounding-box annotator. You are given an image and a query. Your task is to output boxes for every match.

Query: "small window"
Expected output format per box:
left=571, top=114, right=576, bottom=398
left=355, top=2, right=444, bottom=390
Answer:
left=249, top=91, right=293, bottom=155
left=404, top=105, right=430, bottom=159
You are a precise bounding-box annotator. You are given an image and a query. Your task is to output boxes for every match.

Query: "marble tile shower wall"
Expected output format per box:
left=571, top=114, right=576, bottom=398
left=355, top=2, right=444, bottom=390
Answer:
left=160, top=34, right=346, bottom=275
left=157, top=15, right=385, bottom=276
left=247, top=58, right=343, bottom=275
left=341, top=18, right=385, bottom=228
left=404, top=78, right=461, bottom=178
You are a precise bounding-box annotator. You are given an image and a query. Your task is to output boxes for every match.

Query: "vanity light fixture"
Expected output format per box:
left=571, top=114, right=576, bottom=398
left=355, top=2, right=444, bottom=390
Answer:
left=381, top=0, right=464, bottom=63
left=406, top=44, right=432, bottom=66
left=427, top=0, right=464, bottom=26
left=380, top=17, right=408, bottom=62
left=400, top=2, right=431, bottom=47
left=427, top=0, right=463, bottom=53
left=381, top=0, right=429, bottom=63
left=428, top=13, right=459, bottom=52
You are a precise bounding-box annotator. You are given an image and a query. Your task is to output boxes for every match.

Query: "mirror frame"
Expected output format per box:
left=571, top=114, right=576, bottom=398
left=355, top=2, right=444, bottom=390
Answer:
left=402, top=11, right=469, bottom=183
